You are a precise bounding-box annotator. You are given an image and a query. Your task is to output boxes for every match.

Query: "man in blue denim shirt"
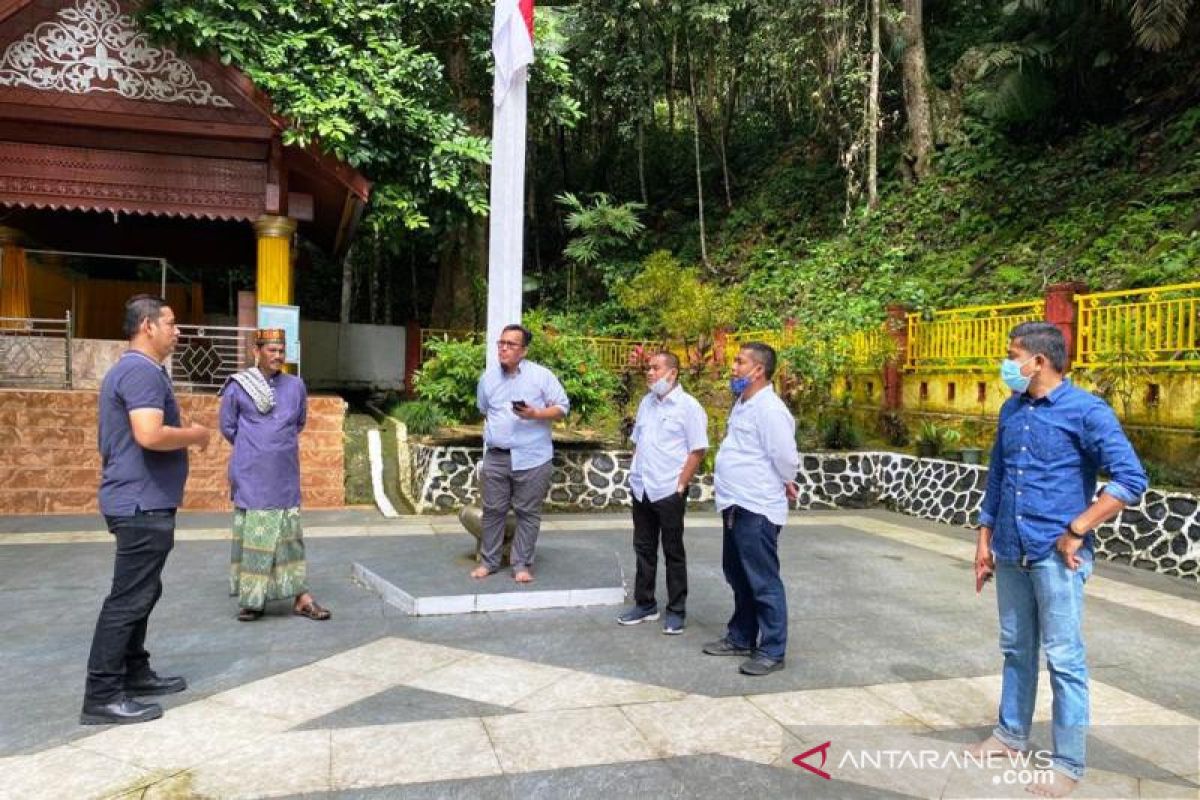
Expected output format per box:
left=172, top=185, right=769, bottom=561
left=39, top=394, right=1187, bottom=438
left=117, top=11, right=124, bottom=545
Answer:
left=971, top=322, right=1147, bottom=797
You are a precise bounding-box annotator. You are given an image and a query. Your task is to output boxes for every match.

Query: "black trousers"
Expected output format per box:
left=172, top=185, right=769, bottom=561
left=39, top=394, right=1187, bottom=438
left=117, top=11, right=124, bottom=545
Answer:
left=84, top=510, right=176, bottom=704
left=631, top=491, right=687, bottom=616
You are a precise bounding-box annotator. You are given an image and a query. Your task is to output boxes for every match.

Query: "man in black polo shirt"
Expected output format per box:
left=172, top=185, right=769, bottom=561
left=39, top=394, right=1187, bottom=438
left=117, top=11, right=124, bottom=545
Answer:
left=81, top=295, right=211, bottom=725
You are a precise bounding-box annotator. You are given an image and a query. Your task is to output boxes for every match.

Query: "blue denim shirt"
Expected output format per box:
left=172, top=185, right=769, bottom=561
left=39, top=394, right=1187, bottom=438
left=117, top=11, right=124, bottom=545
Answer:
left=979, top=380, right=1147, bottom=563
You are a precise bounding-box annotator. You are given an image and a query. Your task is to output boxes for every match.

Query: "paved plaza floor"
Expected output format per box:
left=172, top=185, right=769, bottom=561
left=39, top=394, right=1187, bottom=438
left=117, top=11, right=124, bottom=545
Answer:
left=0, top=509, right=1197, bottom=799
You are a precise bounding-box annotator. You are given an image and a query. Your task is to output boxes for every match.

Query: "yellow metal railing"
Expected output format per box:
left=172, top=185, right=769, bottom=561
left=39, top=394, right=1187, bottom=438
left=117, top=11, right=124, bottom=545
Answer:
left=576, top=336, right=663, bottom=371
left=1075, top=282, right=1200, bottom=369
left=906, top=300, right=1044, bottom=370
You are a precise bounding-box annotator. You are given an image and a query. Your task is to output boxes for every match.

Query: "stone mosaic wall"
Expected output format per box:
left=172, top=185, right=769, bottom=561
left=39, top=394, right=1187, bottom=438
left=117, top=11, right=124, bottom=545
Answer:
left=405, top=443, right=715, bottom=513
left=405, top=443, right=1198, bottom=581
left=0, top=389, right=346, bottom=514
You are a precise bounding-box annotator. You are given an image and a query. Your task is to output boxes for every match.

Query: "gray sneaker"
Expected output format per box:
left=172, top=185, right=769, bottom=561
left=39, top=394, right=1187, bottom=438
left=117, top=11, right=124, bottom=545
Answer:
left=739, top=655, right=785, bottom=676
left=702, top=637, right=753, bottom=656
left=662, top=613, right=685, bottom=635
left=616, top=605, right=660, bottom=625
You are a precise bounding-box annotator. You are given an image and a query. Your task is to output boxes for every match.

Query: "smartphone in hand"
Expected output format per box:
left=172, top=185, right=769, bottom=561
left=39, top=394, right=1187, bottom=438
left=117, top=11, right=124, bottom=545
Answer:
left=511, top=400, right=528, bottom=412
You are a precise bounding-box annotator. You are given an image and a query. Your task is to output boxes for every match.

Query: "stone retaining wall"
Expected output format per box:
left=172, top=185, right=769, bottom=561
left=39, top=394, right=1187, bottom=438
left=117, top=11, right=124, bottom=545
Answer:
left=403, top=443, right=1198, bottom=581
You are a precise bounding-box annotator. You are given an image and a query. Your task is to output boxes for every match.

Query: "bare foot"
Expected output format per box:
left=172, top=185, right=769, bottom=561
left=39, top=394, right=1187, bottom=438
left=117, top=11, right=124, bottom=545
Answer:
left=964, top=735, right=1021, bottom=760
left=1026, top=770, right=1077, bottom=797
left=470, top=565, right=493, bottom=579
left=514, top=569, right=533, bottom=583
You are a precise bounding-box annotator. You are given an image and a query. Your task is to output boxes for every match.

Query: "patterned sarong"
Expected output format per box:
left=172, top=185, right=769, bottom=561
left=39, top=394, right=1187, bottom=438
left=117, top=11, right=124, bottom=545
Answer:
left=230, top=507, right=308, bottom=610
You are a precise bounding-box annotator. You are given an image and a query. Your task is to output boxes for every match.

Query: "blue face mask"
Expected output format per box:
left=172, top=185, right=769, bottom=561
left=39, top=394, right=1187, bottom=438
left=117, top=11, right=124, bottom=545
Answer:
left=1000, top=356, right=1036, bottom=393
left=729, top=376, right=751, bottom=396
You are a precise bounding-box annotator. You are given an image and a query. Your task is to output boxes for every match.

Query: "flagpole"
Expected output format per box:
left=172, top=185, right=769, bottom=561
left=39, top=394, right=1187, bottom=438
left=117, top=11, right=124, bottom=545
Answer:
left=485, top=46, right=529, bottom=372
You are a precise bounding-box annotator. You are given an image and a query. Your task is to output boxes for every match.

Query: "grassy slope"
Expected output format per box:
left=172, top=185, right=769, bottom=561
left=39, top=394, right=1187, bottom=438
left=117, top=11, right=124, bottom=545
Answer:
left=706, top=107, right=1200, bottom=329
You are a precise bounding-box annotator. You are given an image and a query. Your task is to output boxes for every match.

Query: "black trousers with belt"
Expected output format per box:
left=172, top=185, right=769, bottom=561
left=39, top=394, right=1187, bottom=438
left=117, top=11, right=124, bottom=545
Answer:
left=631, top=491, right=688, bottom=616
left=84, top=509, right=176, bottom=704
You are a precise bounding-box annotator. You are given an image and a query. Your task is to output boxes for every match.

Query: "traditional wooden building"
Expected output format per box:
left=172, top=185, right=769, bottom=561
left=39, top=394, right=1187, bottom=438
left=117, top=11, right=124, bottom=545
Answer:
left=0, top=0, right=369, bottom=330
left=0, top=0, right=367, bottom=512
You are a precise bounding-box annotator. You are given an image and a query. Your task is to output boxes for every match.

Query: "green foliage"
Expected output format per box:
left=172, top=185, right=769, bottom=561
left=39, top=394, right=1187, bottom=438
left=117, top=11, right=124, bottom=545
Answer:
left=876, top=410, right=911, bottom=447
left=523, top=311, right=620, bottom=422
left=915, top=421, right=962, bottom=456
left=141, top=0, right=494, bottom=233
left=555, top=192, right=647, bottom=307
left=821, top=414, right=863, bottom=450
left=413, top=315, right=619, bottom=426
left=387, top=400, right=449, bottom=436
left=618, top=251, right=741, bottom=352
left=413, top=339, right=485, bottom=424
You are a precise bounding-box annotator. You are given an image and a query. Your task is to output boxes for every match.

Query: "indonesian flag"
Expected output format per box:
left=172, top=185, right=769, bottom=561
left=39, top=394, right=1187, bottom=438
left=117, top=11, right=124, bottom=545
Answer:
left=492, top=0, right=534, bottom=105
left=486, top=0, right=535, bottom=371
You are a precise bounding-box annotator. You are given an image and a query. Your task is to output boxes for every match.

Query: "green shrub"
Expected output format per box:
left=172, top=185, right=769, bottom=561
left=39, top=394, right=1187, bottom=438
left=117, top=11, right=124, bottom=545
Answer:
left=876, top=410, right=910, bottom=447
left=525, top=317, right=619, bottom=422
left=413, top=317, right=619, bottom=425
left=387, top=400, right=448, bottom=436
left=821, top=415, right=862, bottom=450
left=413, top=338, right=485, bottom=423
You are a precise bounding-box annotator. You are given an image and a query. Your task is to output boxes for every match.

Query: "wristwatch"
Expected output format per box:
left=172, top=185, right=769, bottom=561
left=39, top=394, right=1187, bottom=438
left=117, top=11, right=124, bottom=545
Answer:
left=1067, top=522, right=1088, bottom=539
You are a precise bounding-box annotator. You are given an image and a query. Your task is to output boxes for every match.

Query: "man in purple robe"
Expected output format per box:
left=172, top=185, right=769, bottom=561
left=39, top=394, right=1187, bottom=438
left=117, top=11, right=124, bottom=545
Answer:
left=219, top=329, right=330, bottom=622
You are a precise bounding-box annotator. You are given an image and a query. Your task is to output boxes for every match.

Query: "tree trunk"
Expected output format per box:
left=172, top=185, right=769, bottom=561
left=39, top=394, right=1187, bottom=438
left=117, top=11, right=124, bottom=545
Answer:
left=431, top=26, right=487, bottom=328
left=667, top=32, right=677, bottom=132
left=430, top=219, right=486, bottom=329
left=383, top=237, right=393, bottom=326
left=339, top=242, right=355, bottom=324
left=718, top=65, right=740, bottom=211
left=369, top=229, right=380, bottom=324
left=686, top=34, right=709, bottom=267
left=899, top=0, right=934, bottom=179
left=866, top=0, right=881, bottom=211
left=636, top=119, right=648, bottom=206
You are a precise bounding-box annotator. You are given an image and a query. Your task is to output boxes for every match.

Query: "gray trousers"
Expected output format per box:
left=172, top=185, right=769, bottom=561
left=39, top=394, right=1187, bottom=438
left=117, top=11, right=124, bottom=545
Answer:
left=479, top=450, right=554, bottom=570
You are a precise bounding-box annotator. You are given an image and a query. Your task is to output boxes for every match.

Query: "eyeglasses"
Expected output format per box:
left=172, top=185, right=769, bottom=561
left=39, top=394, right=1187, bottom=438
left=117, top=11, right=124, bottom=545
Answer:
left=496, top=340, right=525, bottom=349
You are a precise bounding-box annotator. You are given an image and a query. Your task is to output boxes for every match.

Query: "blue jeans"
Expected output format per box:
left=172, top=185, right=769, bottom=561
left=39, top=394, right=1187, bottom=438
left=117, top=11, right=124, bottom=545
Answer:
left=721, top=506, right=787, bottom=660
left=993, top=550, right=1093, bottom=781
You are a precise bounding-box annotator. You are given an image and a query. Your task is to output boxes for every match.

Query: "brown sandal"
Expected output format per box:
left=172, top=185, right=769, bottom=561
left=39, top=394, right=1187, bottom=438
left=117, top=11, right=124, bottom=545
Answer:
left=293, top=600, right=331, bottom=620
left=237, top=608, right=263, bottom=622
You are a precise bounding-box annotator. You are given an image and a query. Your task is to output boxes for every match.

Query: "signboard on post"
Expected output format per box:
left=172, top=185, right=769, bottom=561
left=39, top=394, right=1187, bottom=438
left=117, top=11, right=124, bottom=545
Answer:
left=257, top=303, right=301, bottom=370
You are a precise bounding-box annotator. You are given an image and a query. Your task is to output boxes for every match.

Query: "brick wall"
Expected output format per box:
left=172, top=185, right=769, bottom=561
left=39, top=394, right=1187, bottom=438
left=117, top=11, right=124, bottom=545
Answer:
left=0, top=389, right=346, bottom=514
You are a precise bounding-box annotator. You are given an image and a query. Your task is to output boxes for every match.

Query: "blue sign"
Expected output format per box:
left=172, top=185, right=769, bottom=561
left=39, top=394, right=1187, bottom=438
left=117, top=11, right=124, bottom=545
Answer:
left=257, top=304, right=301, bottom=367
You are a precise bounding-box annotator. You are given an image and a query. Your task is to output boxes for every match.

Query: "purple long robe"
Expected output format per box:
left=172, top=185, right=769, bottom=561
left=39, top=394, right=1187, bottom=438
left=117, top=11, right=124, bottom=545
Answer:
left=219, top=372, right=307, bottom=510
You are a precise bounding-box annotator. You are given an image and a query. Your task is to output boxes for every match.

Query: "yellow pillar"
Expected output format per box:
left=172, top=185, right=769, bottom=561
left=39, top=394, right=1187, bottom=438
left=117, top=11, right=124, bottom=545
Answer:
left=0, top=226, right=29, bottom=325
left=253, top=215, right=297, bottom=306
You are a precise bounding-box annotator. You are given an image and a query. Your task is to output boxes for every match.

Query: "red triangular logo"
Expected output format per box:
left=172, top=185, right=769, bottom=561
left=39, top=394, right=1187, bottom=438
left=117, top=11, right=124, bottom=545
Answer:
left=792, top=741, right=832, bottom=780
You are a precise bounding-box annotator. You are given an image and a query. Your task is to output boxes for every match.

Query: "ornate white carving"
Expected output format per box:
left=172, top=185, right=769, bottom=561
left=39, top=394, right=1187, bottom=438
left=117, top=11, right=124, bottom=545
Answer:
left=0, top=0, right=234, bottom=107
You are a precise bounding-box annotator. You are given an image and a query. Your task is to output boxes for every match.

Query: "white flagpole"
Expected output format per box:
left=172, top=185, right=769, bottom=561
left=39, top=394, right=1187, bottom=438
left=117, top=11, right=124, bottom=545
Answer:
left=485, top=66, right=528, bottom=372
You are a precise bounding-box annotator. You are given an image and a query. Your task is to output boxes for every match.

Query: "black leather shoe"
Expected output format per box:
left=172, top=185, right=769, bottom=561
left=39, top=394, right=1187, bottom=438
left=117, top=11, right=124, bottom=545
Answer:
left=80, top=697, right=163, bottom=725
left=739, top=655, right=785, bottom=676
left=124, top=672, right=187, bottom=696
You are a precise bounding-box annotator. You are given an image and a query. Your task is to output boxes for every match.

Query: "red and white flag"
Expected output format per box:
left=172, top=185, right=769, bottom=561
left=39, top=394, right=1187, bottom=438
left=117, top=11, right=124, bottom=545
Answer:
left=492, top=0, right=534, bottom=105
left=486, top=0, right=534, bottom=371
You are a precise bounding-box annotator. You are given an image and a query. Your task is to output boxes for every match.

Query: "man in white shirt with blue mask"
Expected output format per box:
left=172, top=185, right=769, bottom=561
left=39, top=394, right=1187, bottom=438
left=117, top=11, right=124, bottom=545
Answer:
left=471, top=324, right=570, bottom=584
left=619, top=351, right=708, bottom=634
left=705, top=342, right=799, bottom=676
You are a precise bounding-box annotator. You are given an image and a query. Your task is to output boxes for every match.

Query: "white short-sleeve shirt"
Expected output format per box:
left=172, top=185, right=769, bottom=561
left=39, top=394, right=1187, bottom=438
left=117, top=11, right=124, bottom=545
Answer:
left=628, top=385, right=709, bottom=502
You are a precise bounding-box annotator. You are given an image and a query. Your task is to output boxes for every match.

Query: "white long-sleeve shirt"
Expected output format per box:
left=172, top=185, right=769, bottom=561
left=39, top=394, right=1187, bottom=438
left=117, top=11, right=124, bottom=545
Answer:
left=714, top=385, right=799, bottom=525
left=476, top=360, right=570, bottom=470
